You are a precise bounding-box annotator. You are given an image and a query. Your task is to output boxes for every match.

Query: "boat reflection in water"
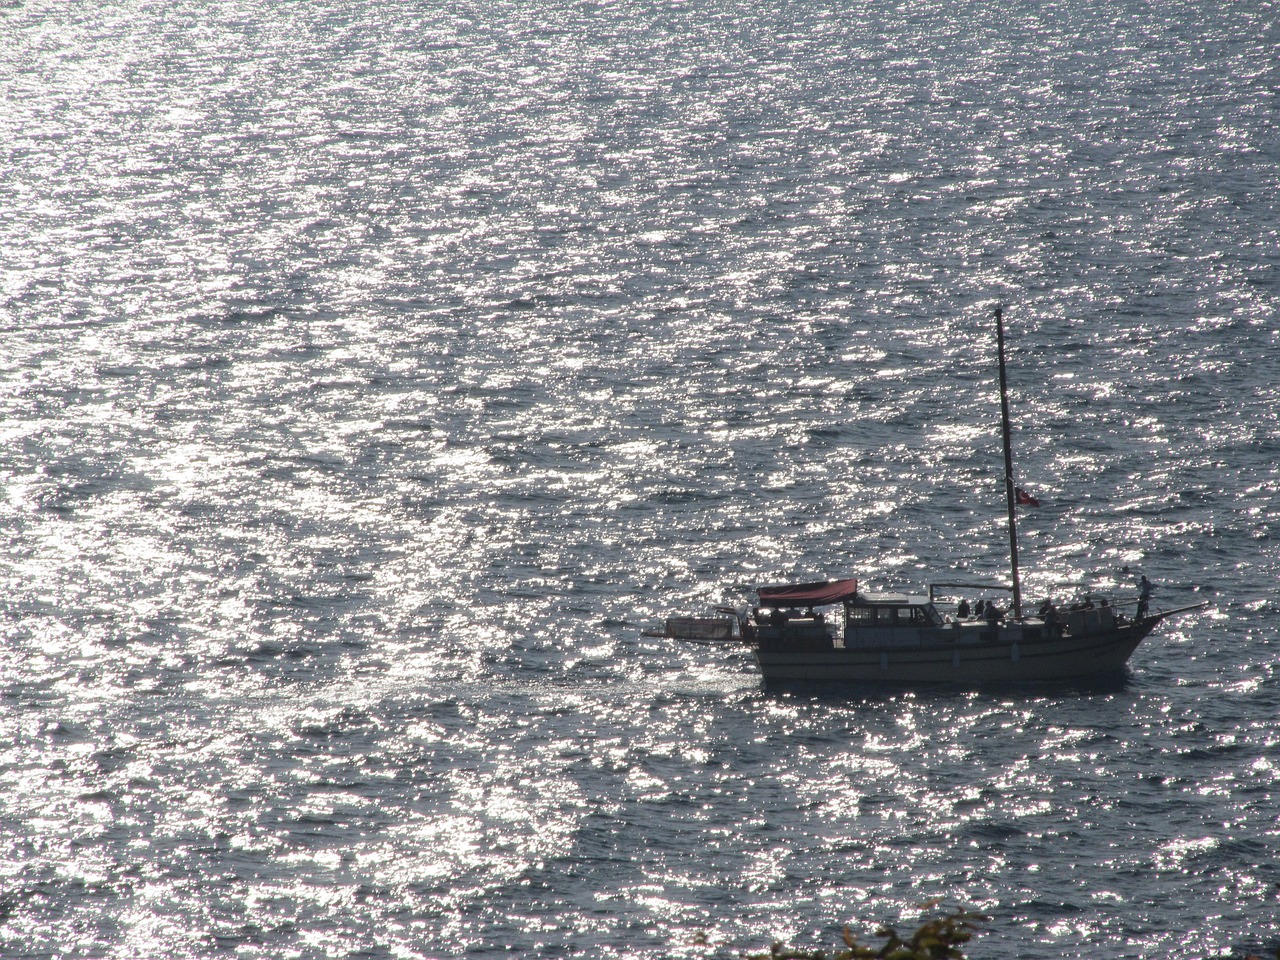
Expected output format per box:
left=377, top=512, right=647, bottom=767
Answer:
left=652, top=308, right=1206, bottom=687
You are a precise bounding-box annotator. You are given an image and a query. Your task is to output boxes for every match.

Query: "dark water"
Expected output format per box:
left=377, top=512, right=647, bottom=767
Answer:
left=2, top=0, right=1277, bottom=956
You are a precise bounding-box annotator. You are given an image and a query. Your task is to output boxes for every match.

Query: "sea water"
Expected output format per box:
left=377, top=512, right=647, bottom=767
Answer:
left=1, top=0, right=1277, bottom=956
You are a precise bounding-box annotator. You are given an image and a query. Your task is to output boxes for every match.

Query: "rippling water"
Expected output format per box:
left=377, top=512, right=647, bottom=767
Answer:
left=2, top=0, right=1277, bottom=956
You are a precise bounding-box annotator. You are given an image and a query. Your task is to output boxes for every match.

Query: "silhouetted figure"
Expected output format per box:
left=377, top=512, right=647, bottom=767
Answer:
left=984, top=600, right=1001, bottom=640
left=1043, top=602, right=1060, bottom=637
left=1137, top=575, right=1152, bottom=619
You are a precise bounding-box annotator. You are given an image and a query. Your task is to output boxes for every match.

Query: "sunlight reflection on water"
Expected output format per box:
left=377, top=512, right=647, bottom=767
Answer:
left=2, top=0, right=1278, bottom=956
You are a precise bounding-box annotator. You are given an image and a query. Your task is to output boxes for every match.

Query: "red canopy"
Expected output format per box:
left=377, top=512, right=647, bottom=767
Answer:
left=756, top=578, right=859, bottom=607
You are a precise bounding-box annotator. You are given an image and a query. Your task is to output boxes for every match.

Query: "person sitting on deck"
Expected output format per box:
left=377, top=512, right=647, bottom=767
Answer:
left=957, top=598, right=971, bottom=620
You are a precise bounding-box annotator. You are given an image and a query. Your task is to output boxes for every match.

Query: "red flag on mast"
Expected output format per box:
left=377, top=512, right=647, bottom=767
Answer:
left=1015, top=487, right=1041, bottom=508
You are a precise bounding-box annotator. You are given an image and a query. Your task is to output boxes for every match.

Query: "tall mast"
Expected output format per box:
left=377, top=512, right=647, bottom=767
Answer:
left=995, top=306, right=1023, bottom=619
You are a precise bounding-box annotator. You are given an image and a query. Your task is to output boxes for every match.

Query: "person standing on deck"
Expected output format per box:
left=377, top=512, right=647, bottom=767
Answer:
left=984, top=600, right=1001, bottom=641
left=1137, top=575, right=1153, bottom=619
left=1043, top=602, right=1061, bottom=638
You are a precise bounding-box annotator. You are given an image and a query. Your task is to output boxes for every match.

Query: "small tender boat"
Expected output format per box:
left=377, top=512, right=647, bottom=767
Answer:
left=652, top=307, right=1206, bottom=686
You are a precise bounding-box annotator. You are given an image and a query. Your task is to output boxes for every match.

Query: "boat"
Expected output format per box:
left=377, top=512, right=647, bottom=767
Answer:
left=651, top=307, right=1206, bottom=686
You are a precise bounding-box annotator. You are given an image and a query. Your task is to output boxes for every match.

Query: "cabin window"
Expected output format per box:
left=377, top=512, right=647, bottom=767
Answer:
left=847, top=604, right=943, bottom=626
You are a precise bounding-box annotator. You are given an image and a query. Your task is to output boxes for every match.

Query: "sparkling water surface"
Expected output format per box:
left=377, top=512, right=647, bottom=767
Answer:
left=2, top=0, right=1277, bottom=957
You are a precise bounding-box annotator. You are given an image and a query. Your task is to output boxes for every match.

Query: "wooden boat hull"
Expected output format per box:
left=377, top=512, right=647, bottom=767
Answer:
left=754, top=620, right=1158, bottom=686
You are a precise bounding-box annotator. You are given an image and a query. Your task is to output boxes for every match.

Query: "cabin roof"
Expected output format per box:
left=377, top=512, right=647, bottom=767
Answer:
left=858, top=592, right=931, bottom=605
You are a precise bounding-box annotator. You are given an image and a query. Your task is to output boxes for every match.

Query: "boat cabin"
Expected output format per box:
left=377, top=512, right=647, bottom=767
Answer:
left=750, top=578, right=950, bottom=648
left=748, top=577, right=1072, bottom=651
left=754, top=601, right=945, bottom=648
